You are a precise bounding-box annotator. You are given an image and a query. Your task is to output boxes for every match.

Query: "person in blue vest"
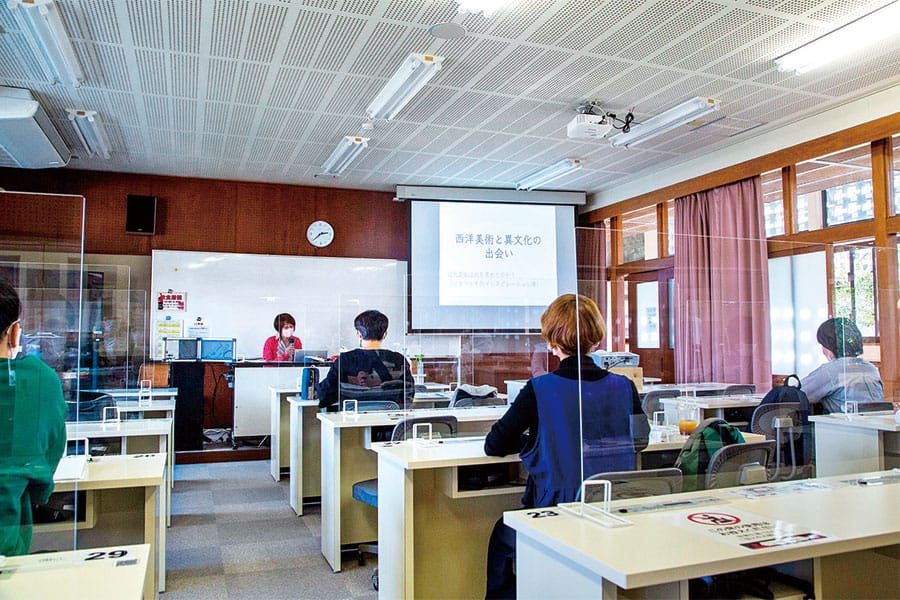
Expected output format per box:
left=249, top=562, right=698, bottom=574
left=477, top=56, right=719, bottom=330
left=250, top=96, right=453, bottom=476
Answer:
left=483, top=293, right=649, bottom=599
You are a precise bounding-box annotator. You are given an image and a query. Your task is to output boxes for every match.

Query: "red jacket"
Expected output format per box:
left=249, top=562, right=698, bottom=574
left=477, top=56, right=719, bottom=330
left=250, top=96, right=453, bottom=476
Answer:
left=262, top=335, right=302, bottom=361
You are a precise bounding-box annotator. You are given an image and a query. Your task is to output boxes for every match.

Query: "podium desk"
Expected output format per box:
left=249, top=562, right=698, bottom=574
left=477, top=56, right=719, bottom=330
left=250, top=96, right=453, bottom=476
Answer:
left=34, top=453, right=167, bottom=600
left=0, top=544, right=150, bottom=600
left=317, top=406, right=509, bottom=572
left=810, top=413, right=900, bottom=476
left=506, top=471, right=900, bottom=600
left=66, top=418, right=173, bottom=525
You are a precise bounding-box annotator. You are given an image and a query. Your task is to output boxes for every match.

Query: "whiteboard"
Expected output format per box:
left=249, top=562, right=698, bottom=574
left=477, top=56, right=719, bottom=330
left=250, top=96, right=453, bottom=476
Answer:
left=150, top=250, right=408, bottom=360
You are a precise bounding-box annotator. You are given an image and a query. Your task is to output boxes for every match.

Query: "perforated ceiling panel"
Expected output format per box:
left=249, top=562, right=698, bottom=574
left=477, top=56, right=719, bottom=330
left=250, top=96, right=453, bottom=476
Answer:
left=0, top=0, right=898, bottom=195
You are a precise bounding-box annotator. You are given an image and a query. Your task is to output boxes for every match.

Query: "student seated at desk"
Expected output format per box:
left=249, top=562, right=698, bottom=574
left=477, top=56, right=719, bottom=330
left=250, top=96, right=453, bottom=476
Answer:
left=316, top=310, right=414, bottom=411
left=801, top=317, right=883, bottom=414
left=483, top=294, right=649, bottom=599
left=0, top=279, right=67, bottom=556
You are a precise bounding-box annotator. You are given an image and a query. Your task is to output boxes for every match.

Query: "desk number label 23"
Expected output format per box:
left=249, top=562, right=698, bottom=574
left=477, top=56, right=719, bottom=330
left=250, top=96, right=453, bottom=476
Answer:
left=526, top=510, right=558, bottom=519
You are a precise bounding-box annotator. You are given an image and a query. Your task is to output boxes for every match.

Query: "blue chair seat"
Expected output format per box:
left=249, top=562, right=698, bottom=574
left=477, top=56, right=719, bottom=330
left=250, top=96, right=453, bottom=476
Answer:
left=352, top=478, right=378, bottom=508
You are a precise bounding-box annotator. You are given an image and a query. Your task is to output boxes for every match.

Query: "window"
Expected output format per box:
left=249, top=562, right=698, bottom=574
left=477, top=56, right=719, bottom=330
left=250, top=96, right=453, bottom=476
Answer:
left=621, top=206, right=658, bottom=263
left=761, top=168, right=784, bottom=237
left=796, top=144, right=872, bottom=231
left=833, top=244, right=877, bottom=338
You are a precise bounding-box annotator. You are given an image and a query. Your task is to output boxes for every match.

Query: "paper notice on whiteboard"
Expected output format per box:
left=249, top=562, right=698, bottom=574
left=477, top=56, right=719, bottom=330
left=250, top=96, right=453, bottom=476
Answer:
left=154, top=318, right=183, bottom=358
left=650, top=507, right=831, bottom=551
left=438, top=203, right=557, bottom=306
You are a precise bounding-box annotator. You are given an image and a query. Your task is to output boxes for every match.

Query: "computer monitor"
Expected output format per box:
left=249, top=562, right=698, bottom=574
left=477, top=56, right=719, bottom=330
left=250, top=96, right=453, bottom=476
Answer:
left=200, top=338, right=235, bottom=361
left=293, top=349, right=329, bottom=364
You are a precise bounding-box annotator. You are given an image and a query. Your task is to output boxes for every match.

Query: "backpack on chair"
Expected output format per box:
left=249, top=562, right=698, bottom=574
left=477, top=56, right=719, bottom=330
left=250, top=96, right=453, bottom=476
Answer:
left=759, top=374, right=813, bottom=469
left=675, top=418, right=745, bottom=491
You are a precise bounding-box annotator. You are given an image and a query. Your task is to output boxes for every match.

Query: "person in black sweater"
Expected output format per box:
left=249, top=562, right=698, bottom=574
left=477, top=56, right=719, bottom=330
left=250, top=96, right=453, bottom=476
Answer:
left=316, top=310, right=414, bottom=411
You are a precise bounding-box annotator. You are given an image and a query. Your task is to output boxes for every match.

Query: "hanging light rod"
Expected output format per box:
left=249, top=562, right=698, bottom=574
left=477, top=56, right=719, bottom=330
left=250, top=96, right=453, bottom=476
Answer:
left=366, top=53, right=445, bottom=121
left=66, top=109, right=111, bottom=159
left=607, top=97, right=718, bottom=148
left=8, top=0, right=85, bottom=87
left=774, top=1, right=900, bottom=75
left=318, top=136, right=369, bottom=176
left=515, top=158, right=582, bottom=191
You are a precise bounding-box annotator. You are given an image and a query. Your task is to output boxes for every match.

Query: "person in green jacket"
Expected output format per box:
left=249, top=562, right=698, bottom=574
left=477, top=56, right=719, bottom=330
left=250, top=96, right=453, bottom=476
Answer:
left=0, top=278, right=67, bottom=556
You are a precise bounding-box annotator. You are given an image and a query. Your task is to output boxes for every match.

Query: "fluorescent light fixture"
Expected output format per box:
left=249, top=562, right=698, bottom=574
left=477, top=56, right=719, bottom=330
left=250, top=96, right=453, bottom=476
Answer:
left=774, top=1, right=900, bottom=75
left=515, top=158, right=582, bottom=191
left=366, top=53, right=444, bottom=121
left=456, top=0, right=508, bottom=17
left=320, top=136, right=369, bottom=175
left=66, top=109, right=110, bottom=159
left=8, top=0, right=85, bottom=87
left=608, top=97, right=718, bottom=148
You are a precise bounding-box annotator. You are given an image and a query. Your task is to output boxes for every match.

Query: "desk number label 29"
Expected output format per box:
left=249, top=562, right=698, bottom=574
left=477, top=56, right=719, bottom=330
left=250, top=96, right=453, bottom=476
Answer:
left=85, top=549, right=128, bottom=561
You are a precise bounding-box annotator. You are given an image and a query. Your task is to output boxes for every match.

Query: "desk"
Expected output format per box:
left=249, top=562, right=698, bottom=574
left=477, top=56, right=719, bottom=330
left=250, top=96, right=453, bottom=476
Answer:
left=34, top=453, right=167, bottom=600
left=115, top=399, right=176, bottom=502
left=641, top=382, right=749, bottom=397
left=660, top=394, right=763, bottom=420
left=368, top=433, right=740, bottom=600
left=810, top=413, right=900, bottom=476
left=374, top=437, right=524, bottom=599
left=66, top=418, right=173, bottom=526
left=0, top=544, right=150, bottom=600
left=317, top=406, right=509, bottom=572
left=269, top=385, right=306, bottom=482
left=506, top=471, right=900, bottom=599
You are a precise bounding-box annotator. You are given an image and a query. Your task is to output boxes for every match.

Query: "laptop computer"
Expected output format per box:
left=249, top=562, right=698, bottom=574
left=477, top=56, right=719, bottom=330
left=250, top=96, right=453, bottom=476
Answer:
left=293, top=349, right=329, bottom=364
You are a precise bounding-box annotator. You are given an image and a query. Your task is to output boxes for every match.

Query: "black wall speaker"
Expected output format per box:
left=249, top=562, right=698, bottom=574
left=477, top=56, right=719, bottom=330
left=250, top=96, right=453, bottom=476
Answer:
left=126, top=194, right=157, bottom=234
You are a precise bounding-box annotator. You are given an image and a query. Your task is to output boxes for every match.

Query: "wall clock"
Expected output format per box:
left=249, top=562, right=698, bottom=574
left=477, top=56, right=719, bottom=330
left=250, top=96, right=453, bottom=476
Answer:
left=306, top=220, right=334, bottom=248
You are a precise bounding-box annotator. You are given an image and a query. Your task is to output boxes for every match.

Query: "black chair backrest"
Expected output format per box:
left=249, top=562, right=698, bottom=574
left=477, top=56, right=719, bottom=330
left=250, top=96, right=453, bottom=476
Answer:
left=723, top=384, right=756, bottom=395
left=450, top=396, right=507, bottom=408
left=350, top=400, right=401, bottom=412
left=750, top=403, right=801, bottom=439
left=391, top=416, right=458, bottom=441
left=705, top=440, right=775, bottom=489
left=641, top=389, right=680, bottom=419
left=67, top=392, right=115, bottom=422
left=581, top=467, right=683, bottom=502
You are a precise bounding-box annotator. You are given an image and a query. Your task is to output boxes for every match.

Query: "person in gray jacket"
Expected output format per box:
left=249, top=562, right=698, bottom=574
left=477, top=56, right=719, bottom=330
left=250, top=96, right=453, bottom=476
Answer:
left=801, top=317, right=883, bottom=414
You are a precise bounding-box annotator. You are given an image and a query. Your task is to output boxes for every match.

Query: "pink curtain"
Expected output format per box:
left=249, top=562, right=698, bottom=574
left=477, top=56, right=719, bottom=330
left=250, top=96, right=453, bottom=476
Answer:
left=674, top=177, right=771, bottom=391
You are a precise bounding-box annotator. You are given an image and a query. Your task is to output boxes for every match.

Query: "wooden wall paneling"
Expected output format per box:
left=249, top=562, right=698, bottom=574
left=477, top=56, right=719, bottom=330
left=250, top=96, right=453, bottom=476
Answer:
left=151, top=177, right=238, bottom=253
left=871, top=138, right=898, bottom=398
left=232, top=182, right=314, bottom=255
left=0, top=192, right=84, bottom=244
left=583, top=113, right=900, bottom=224
left=313, top=187, right=407, bottom=260
left=656, top=203, right=669, bottom=257
left=782, top=165, right=796, bottom=235
left=609, top=216, right=626, bottom=352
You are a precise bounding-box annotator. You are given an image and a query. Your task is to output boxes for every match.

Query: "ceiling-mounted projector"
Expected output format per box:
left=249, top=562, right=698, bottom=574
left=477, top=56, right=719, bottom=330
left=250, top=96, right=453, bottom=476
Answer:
left=567, top=113, right=612, bottom=139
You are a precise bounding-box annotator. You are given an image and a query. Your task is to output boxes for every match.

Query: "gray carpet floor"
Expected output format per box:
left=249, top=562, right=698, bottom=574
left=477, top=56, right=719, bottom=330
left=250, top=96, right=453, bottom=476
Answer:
left=164, top=460, right=378, bottom=600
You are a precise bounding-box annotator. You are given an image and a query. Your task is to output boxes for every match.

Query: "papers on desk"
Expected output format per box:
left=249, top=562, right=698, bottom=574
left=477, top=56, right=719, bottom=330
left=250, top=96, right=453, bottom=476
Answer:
left=54, top=454, right=87, bottom=481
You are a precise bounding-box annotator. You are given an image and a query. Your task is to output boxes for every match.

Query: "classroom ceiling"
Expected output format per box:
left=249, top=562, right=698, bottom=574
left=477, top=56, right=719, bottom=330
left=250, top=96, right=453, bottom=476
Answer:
left=1, top=0, right=899, bottom=199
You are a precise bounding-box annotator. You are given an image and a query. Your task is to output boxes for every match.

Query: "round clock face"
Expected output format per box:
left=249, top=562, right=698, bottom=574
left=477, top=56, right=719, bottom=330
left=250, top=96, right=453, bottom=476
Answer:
left=306, top=220, right=334, bottom=247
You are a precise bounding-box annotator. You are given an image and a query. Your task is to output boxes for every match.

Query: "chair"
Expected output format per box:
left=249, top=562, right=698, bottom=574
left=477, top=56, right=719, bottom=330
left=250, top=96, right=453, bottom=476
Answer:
left=65, top=391, right=116, bottom=422
left=450, top=395, right=507, bottom=408
left=705, top=440, right=776, bottom=489
left=723, top=384, right=756, bottom=396
left=580, top=468, right=683, bottom=502
left=722, top=384, right=757, bottom=430
left=750, top=402, right=812, bottom=480
left=347, top=400, right=401, bottom=412
left=138, top=362, right=170, bottom=388
left=351, top=415, right=459, bottom=590
left=641, top=389, right=680, bottom=420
